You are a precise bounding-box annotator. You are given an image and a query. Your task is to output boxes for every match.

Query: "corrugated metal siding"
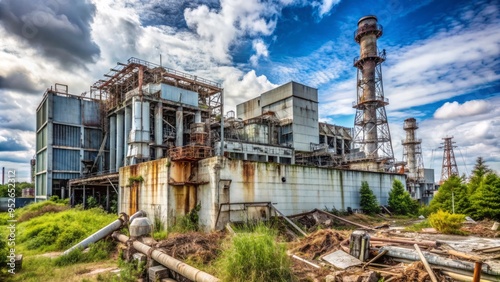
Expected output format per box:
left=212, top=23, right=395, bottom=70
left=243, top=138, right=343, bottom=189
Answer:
left=53, top=124, right=80, bottom=147
left=53, top=95, right=81, bottom=125
left=83, top=150, right=98, bottom=161
left=53, top=149, right=80, bottom=171
left=82, top=100, right=101, bottom=126
left=52, top=172, right=80, bottom=179
left=36, top=150, right=46, bottom=171
left=36, top=99, right=47, bottom=130
left=83, top=128, right=102, bottom=149
left=36, top=174, right=46, bottom=196
left=36, top=126, right=47, bottom=151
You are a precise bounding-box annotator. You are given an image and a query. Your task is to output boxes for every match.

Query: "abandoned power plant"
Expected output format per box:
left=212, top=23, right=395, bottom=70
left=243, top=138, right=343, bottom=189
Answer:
left=34, top=15, right=438, bottom=230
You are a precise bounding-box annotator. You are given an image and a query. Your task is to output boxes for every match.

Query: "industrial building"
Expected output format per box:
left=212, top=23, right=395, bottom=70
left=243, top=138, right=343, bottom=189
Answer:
left=35, top=84, right=105, bottom=201
left=33, top=15, right=441, bottom=229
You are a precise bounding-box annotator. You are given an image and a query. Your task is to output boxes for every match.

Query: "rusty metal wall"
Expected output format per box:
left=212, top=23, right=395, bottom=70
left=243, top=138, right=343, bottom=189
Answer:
left=118, top=158, right=170, bottom=228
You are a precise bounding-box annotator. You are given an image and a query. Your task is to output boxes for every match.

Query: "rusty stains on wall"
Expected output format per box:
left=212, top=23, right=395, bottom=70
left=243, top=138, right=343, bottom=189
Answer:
left=242, top=161, right=255, bottom=202
left=173, top=185, right=197, bottom=215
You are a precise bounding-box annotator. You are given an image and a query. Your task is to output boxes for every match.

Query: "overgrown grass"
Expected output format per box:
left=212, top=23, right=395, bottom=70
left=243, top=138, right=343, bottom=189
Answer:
left=17, top=207, right=117, bottom=255
left=9, top=256, right=117, bottom=282
left=169, top=204, right=201, bottom=233
left=54, top=240, right=115, bottom=266
left=405, top=220, right=432, bottom=232
left=96, top=251, right=146, bottom=282
left=215, top=224, right=295, bottom=282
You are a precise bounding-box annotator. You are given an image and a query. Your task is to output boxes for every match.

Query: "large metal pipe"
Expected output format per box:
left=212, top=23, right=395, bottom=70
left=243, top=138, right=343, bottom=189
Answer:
left=155, top=103, right=163, bottom=159
left=176, top=106, right=183, bottom=147
left=116, top=111, right=124, bottom=169
left=62, top=214, right=124, bottom=255
left=109, top=115, right=116, bottom=172
left=124, top=106, right=132, bottom=166
left=380, top=246, right=500, bottom=276
left=112, top=232, right=220, bottom=282
left=62, top=210, right=146, bottom=256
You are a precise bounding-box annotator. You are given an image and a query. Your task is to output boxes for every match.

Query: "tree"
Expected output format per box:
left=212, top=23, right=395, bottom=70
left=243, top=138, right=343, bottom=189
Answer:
left=429, top=175, right=468, bottom=214
left=468, top=157, right=493, bottom=195
left=388, top=179, right=418, bottom=215
left=470, top=173, right=500, bottom=220
left=359, top=181, right=380, bottom=214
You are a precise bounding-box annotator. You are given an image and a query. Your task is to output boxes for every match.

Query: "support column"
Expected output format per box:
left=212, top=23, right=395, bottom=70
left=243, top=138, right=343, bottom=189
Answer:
left=83, top=185, right=86, bottom=209
left=106, top=185, right=110, bottom=212
left=176, top=107, right=183, bottom=147
left=109, top=116, right=117, bottom=172
left=116, top=111, right=124, bottom=169
left=155, top=103, right=163, bottom=159
left=124, top=106, right=132, bottom=165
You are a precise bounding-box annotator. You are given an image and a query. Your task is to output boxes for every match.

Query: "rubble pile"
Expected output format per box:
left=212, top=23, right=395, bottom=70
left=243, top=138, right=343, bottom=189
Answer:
left=155, top=231, right=225, bottom=264
left=285, top=209, right=500, bottom=282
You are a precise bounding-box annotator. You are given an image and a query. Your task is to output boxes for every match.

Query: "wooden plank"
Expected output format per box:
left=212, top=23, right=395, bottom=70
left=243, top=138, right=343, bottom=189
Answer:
left=414, top=244, right=438, bottom=282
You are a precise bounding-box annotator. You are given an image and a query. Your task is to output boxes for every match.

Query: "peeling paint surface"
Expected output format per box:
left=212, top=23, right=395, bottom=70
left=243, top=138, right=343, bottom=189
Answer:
left=119, top=157, right=405, bottom=231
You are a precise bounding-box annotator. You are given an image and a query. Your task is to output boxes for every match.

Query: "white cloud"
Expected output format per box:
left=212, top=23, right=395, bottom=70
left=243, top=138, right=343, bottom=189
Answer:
left=434, top=100, right=492, bottom=119
left=313, top=0, right=341, bottom=18
left=249, top=39, right=269, bottom=66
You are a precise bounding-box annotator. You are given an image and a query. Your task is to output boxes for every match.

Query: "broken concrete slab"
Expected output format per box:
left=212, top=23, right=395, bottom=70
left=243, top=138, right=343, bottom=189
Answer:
left=322, top=250, right=362, bottom=269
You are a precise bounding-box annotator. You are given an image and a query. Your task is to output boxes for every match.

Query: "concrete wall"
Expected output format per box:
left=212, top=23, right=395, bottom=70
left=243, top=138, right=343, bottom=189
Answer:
left=118, top=157, right=405, bottom=231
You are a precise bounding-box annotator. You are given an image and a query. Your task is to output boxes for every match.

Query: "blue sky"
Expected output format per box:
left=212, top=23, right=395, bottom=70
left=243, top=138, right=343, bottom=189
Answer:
left=0, top=0, right=499, bottom=182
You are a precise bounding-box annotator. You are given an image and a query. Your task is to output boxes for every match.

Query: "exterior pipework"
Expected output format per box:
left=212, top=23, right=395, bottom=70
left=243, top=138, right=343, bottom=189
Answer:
left=155, top=103, right=163, bottom=159
left=116, top=111, right=124, bottom=169
left=109, top=115, right=116, bottom=172
left=112, top=232, right=220, bottom=282
left=62, top=210, right=146, bottom=256
left=176, top=106, right=183, bottom=147
left=124, top=106, right=132, bottom=166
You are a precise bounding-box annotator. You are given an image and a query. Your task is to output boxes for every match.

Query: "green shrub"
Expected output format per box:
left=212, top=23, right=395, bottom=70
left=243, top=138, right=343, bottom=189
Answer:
left=388, top=179, right=418, bottom=215
left=216, top=224, right=295, bottom=282
left=418, top=205, right=432, bottom=217
left=359, top=181, right=380, bottom=214
left=428, top=210, right=465, bottom=235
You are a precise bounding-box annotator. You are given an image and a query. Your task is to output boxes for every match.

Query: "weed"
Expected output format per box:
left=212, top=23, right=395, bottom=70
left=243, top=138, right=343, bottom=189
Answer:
left=54, top=240, right=115, bottom=266
left=128, top=175, right=144, bottom=186
left=169, top=204, right=201, bottom=232
left=216, top=224, right=295, bottom=282
left=405, top=220, right=431, bottom=232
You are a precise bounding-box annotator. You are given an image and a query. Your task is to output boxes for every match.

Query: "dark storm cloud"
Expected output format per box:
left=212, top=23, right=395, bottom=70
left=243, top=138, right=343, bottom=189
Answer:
left=0, top=0, right=100, bottom=68
left=0, top=70, right=42, bottom=94
left=0, top=138, right=29, bottom=152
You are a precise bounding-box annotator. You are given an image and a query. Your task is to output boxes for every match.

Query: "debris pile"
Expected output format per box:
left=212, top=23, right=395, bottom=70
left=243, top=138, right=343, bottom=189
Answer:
left=290, top=229, right=350, bottom=260
left=155, top=231, right=225, bottom=264
left=286, top=209, right=500, bottom=282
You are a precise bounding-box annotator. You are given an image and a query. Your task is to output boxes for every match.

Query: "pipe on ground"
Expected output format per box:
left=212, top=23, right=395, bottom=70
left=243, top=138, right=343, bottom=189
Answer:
left=112, top=232, right=219, bottom=282
left=380, top=246, right=500, bottom=276
left=62, top=210, right=146, bottom=256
